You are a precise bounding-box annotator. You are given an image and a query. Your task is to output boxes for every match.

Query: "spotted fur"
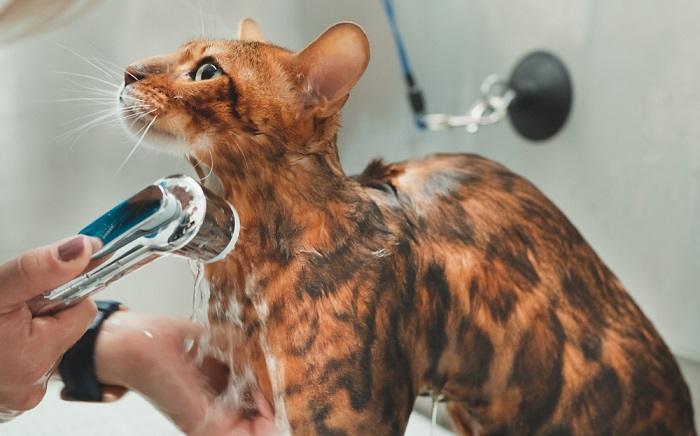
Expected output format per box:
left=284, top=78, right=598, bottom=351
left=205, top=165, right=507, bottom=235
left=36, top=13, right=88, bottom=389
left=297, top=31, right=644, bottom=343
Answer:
left=121, top=19, right=695, bottom=435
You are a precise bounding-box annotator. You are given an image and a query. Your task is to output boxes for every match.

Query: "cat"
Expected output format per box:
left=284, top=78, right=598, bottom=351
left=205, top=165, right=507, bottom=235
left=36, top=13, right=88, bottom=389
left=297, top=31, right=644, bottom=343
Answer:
left=118, top=17, right=696, bottom=435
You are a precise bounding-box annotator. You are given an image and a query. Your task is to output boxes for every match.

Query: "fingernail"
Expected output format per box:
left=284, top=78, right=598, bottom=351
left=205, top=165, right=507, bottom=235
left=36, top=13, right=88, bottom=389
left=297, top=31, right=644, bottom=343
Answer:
left=58, top=236, right=86, bottom=262
left=87, top=236, right=103, bottom=253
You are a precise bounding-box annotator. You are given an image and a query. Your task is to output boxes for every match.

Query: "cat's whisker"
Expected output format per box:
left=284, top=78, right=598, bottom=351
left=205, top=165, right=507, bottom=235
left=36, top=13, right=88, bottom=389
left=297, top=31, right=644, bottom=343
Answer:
left=57, top=110, right=120, bottom=137
left=62, top=80, right=119, bottom=97
left=56, top=111, right=129, bottom=151
left=201, top=145, right=215, bottom=181
left=62, top=113, right=138, bottom=152
left=48, top=71, right=121, bottom=90
left=84, top=41, right=128, bottom=79
left=123, top=106, right=156, bottom=119
left=118, top=116, right=155, bottom=137
left=56, top=43, right=115, bottom=80
left=127, top=114, right=151, bottom=136
left=92, top=56, right=134, bottom=82
left=61, top=107, right=121, bottom=126
left=95, top=56, right=124, bottom=73
left=62, top=89, right=118, bottom=100
left=124, top=108, right=157, bottom=128
left=127, top=112, right=146, bottom=129
left=61, top=105, right=149, bottom=128
left=58, top=106, right=150, bottom=141
left=122, top=109, right=156, bottom=124
left=232, top=139, right=249, bottom=171
left=116, top=115, right=159, bottom=174
left=198, top=0, right=205, bottom=37
left=60, top=106, right=154, bottom=153
left=43, top=97, right=119, bottom=104
left=83, top=46, right=131, bottom=82
left=89, top=56, right=124, bottom=80
left=66, top=119, right=115, bottom=151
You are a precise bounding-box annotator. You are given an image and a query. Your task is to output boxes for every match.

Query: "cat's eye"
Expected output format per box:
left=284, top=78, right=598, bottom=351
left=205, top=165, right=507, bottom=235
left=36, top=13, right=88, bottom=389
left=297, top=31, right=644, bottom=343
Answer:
left=193, top=63, right=222, bottom=81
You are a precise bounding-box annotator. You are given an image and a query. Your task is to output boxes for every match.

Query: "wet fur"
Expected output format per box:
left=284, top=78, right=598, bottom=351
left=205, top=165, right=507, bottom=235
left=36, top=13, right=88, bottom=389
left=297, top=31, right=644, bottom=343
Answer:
left=121, top=20, right=696, bottom=435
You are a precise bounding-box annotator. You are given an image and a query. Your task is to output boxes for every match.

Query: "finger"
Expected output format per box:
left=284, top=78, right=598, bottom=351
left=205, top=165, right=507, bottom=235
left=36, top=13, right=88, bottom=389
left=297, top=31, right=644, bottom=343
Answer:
left=30, top=299, right=97, bottom=359
left=0, top=236, right=101, bottom=309
left=1, top=383, right=49, bottom=412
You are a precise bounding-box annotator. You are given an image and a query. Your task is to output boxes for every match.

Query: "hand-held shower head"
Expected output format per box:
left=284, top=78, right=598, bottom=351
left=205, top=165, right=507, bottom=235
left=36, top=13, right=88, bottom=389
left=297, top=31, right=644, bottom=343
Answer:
left=28, top=175, right=239, bottom=316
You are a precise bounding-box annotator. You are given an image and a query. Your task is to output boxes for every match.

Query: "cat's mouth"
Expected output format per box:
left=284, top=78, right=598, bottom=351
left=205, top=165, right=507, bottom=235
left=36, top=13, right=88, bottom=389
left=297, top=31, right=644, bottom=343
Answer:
left=118, top=93, right=193, bottom=155
left=119, top=90, right=161, bottom=134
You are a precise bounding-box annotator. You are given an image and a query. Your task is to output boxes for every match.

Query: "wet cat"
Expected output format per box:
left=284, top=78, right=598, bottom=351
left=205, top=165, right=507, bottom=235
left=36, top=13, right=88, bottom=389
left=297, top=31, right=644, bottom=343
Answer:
left=119, top=18, right=695, bottom=435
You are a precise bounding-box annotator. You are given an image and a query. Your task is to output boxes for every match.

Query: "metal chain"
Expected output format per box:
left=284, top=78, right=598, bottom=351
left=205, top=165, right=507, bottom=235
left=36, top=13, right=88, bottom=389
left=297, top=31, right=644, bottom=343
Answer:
left=421, top=74, right=516, bottom=132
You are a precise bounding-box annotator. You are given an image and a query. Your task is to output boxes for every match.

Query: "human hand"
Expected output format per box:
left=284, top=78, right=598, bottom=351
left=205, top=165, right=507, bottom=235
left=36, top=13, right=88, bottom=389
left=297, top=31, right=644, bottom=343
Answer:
left=93, top=311, right=218, bottom=433
left=94, top=312, right=280, bottom=435
left=0, top=236, right=99, bottom=416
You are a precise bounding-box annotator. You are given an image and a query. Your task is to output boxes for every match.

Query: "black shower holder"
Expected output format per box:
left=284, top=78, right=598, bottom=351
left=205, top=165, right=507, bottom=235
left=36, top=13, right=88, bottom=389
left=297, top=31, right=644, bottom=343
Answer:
left=421, top=51, right=573, bottom=142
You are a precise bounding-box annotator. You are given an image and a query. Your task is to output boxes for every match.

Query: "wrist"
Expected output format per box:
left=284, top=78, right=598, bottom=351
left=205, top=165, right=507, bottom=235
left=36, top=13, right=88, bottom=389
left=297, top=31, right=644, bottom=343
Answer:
left=59, top=300, right=126, bottom=402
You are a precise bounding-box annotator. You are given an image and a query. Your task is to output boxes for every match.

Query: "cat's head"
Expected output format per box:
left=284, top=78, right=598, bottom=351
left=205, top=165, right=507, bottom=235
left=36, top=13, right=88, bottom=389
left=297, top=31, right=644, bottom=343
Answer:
left=119, top=18, right=369, bottom=165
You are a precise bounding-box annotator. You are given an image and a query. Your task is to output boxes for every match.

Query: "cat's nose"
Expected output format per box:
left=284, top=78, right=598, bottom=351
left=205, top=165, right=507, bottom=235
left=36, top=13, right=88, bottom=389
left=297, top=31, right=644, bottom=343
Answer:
left=124, top=66, right=145, bottom=86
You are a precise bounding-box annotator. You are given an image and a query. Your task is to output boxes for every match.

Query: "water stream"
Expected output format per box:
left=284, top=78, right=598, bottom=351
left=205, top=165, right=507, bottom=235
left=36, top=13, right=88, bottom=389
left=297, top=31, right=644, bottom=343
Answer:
left=189, top=260, right=210, bottom=326
left=431, top=395, right=439, bottom=436
left=187, top=260, right=290, bottom=433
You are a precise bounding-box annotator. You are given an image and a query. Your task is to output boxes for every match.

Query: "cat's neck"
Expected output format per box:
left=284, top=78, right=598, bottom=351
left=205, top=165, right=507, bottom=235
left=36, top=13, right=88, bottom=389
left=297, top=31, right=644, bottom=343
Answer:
left=208, top=133, right=363, bottom=262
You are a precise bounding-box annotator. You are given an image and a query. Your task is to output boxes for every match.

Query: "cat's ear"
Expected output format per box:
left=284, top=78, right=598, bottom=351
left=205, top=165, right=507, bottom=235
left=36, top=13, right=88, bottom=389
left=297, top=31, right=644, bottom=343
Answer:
left=238, top=17, right=265, bottom=42
left=295, top=22, right=370, bottom=118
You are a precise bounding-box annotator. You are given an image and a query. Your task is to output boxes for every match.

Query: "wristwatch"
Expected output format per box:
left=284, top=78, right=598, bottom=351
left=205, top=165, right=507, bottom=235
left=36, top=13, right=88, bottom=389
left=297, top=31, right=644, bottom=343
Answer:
left=58, top=300, right=127, bottom=402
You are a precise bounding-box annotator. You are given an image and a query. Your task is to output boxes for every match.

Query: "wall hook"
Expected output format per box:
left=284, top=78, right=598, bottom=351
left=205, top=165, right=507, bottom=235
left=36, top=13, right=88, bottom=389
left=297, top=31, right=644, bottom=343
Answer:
left=420, top=51, right=573, bottom=141
left=507, top=51, right=573, bottom=141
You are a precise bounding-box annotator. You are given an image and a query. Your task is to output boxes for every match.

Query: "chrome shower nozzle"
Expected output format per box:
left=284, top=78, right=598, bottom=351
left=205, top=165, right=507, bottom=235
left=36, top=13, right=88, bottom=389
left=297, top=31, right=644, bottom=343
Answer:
left=28, top=175, right=239, bottom=316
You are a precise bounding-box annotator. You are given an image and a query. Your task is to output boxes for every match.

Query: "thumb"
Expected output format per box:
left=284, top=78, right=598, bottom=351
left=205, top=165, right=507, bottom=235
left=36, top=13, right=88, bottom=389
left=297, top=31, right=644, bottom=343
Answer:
left=0, top=235, right=101, bottom=310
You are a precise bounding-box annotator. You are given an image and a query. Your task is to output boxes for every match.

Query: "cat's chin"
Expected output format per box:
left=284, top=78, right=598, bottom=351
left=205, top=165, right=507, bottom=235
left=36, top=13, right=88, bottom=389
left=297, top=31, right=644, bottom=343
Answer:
left=143, top=129, right=190, bottom=155
left=122, top=117, right=190, bottom=155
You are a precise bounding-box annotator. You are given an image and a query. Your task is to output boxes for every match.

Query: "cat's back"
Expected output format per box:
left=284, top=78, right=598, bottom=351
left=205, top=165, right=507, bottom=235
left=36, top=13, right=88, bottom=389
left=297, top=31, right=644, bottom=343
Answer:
left=357, top=152, right=695, bottom=434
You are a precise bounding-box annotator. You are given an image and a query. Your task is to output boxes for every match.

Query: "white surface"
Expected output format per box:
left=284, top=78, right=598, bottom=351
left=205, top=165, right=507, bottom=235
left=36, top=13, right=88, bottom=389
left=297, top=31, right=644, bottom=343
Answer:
left=1, top=381, right=454, bottom=436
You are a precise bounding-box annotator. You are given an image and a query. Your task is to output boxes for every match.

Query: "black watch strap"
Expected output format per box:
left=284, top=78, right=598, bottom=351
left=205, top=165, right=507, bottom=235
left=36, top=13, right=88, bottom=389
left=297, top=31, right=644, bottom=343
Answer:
left=58, top=300, right=122, bottom=402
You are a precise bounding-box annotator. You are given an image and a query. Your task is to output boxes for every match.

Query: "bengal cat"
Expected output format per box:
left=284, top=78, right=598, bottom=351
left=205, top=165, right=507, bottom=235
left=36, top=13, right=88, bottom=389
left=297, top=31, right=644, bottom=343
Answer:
left=118, top=18, right=696, bottom=435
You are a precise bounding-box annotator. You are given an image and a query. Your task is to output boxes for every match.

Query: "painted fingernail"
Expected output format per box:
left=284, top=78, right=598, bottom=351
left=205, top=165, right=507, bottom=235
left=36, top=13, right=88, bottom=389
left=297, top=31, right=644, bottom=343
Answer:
left=58, top=236, right=85, bottom=262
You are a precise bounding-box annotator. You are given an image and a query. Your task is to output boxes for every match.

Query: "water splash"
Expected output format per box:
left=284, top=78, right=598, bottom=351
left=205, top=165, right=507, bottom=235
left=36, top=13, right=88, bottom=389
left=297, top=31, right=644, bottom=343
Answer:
left=188, top=260, right=290, bottom=433
left=431, top=395, right=439, bottom=436
left=188, top=260, right=216, bottom=370
left=252, top=296, right=289, bottom=432
left=189, top=260, right=210, bottom=326
left=188, top=260, right=256, bottom=411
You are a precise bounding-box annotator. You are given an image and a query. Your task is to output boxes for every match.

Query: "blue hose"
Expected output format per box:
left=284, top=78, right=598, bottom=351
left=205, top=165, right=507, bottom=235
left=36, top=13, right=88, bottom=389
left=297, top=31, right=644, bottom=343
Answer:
left=380, top=0, right=427, bottom=129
